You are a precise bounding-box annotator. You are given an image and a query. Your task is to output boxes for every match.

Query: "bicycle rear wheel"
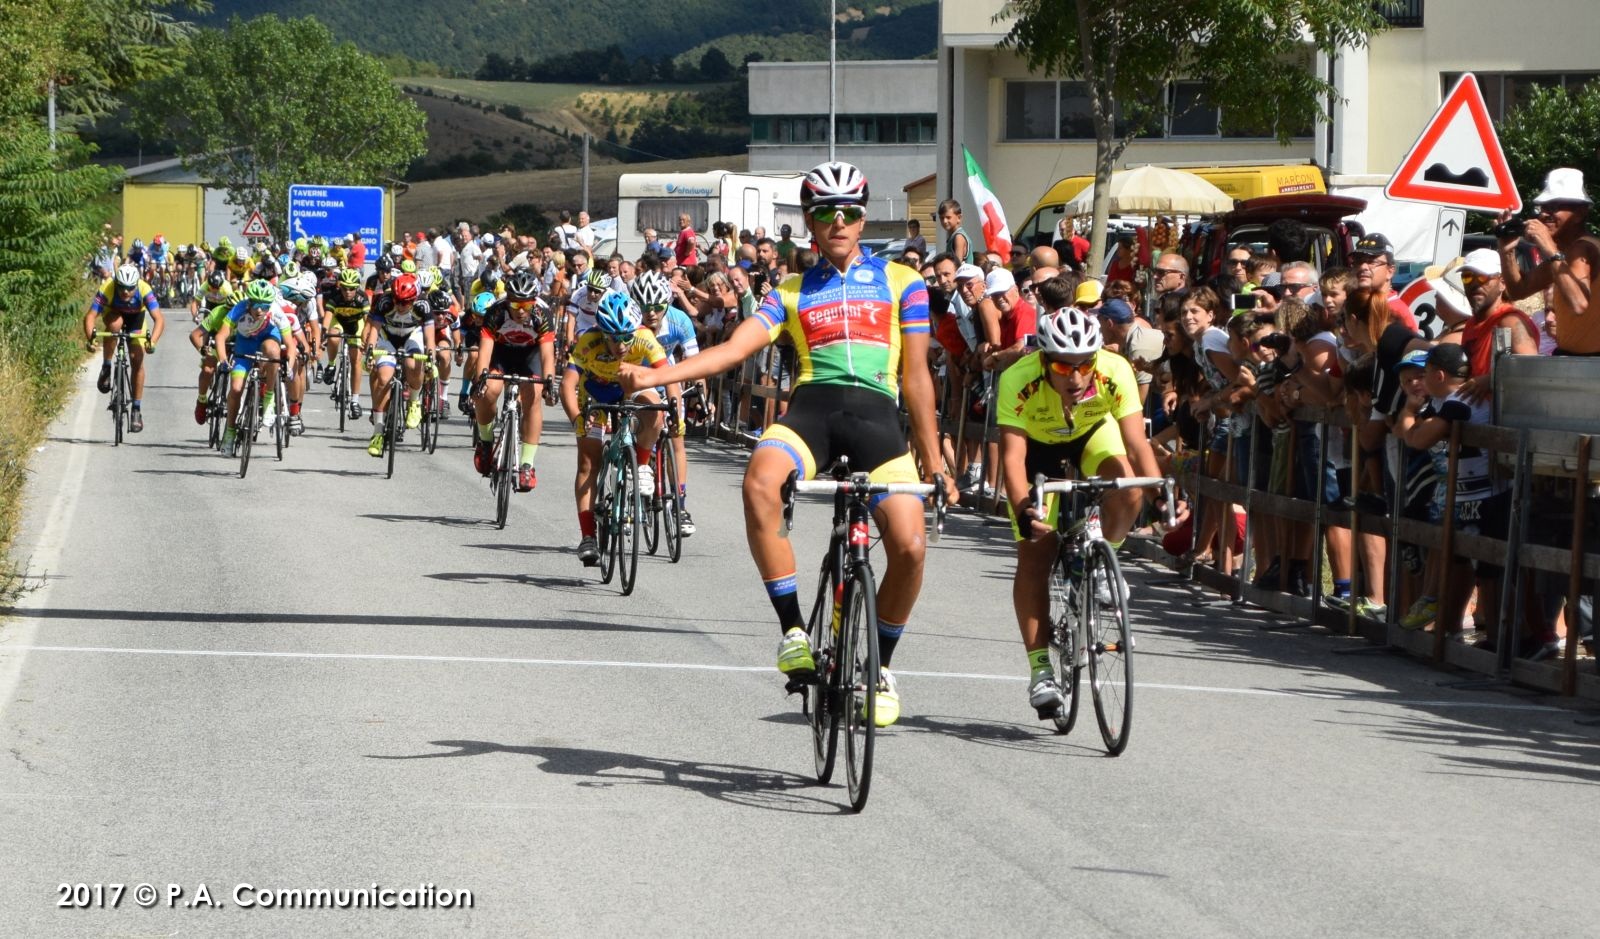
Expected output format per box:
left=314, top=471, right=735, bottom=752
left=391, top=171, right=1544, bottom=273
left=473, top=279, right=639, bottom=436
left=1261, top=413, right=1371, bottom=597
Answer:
left=618, top=456, right=640, bottom=596
left=842, top=562, right=880, bottom=812
left=804, top=563, right=840, bottom=784
left=1047, top=552, right=1083, bottom=735
left=597, top=458, right=618, bottom=585
left=421, top=375, right=439, bottom=453
left=207, top=369, right=227, bottom=449
left=1085, top=540, right=1133, bottom=755
left=643, top=444, right=661, bottom=557
left=334, top=355, right=349, bottom=433
left=662, top=443, right=683, bottom=563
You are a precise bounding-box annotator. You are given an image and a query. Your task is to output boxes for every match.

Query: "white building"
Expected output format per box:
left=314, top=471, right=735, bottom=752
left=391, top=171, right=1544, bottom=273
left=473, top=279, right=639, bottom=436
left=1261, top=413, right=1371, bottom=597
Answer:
left=747, top=60, right=938, bottom=220
left=938, top=0, right=1598, bottom=234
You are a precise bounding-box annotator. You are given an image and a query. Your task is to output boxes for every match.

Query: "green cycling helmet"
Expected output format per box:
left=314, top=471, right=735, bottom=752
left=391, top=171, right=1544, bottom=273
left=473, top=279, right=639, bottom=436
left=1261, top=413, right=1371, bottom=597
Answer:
left=584, top=268, right=610, bottom=294
left=337, top=267, right=363, bottom=289
left=282, top=260, right=301, bottom=278
left=244, top=279, right=276, bottom=305
left=399, top=258, right=417, bottom=274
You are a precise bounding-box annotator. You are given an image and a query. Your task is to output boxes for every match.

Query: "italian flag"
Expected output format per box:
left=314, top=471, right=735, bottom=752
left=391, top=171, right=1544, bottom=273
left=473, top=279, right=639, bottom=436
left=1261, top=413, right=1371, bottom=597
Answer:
left=963, top=146, right=1012, bottom=258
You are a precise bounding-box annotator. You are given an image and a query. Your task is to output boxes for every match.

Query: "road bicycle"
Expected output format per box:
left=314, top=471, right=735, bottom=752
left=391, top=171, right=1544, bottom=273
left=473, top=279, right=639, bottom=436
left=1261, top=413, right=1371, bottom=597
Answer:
left=377, top=352, right=437, bottom=479
left=641, top=396, right=683, bottom=562
left=484, top=373, right=546, bottom=530
left=585, top=399, right=673, bottom=597
left=91, top=330, right=138, bottom=446
left=325, top=332, right=363, bottom=433
left=1031, top=473, right=1173, bottom=755
left=781, top=459, right=945, bottom=812
left=230, top=352, right=283, bottom=479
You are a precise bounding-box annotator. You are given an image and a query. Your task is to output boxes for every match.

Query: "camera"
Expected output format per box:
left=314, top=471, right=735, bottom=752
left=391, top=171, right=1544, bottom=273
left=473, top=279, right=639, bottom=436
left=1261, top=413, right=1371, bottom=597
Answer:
left=1492, top=218, right=1526, bottom=240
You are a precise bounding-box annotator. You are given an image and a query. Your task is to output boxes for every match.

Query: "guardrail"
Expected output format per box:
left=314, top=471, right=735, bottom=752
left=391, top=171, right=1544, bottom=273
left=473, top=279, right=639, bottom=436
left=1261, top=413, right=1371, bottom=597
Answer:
left=687, top=346, right=1600, bottom=703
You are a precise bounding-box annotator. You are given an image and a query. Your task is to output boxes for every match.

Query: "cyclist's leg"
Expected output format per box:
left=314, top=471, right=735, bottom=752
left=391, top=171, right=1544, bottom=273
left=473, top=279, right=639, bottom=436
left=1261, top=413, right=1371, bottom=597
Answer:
left=519, top=382, right=542, bottom=452
left=1008, top=439, right=1070, bottom=663
left=632, top=388, right=663, bottom=460
left=574, top=434, right=603, bottom=536
left=1080, top=419, right=1137, bottom=546
left=866, top=452, right=926, bottom=667
left=125, top=312, right=149, bottom=402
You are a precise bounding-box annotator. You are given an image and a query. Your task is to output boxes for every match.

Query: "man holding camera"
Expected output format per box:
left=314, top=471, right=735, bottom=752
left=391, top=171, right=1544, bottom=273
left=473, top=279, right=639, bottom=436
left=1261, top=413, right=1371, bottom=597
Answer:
left=1500, top=168, right=1599, bottom=356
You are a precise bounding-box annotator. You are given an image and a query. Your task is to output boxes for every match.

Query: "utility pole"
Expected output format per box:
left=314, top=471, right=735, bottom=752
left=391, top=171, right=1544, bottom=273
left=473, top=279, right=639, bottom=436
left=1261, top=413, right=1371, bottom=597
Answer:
left=581, top=132, right=591, bottom=214
left=47, top=79, right=57, bottom=151
left=828, top=0, right=837, bottom=162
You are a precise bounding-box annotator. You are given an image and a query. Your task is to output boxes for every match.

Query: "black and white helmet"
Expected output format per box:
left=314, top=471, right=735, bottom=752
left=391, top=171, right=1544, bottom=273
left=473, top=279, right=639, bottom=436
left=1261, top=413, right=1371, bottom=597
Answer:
left=629, top=271, right=672, bottom=309
left=114, top=264, right=140, bottom=288
left=1036, top=308, right=1103, bottom=357
left=800, top=161, right=869, bottom=209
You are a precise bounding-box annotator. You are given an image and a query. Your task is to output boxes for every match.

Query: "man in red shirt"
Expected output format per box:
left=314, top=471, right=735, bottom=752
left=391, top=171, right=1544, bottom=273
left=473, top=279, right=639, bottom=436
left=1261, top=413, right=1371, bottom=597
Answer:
left=980, top=267, right=1037, bottom=372
left=674, top=213, right=698, bottom=267
left=347, top=233, right=366, bottom=270
left=1458, top=248, right=1538, bottom=380
left=1349, top=232, right=1419, bottom=331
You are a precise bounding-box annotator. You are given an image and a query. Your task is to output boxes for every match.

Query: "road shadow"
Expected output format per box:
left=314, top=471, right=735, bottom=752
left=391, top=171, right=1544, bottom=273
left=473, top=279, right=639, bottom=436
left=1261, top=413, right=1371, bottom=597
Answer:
left=368, top=739, right=845, bottom=814
left=427, top=571, right=604, bottom=593
left=133, top=468, right=236, bottom=478
left=464, top=542, right=585, bottom=557
left=890, top=713, right=1104, bottom=757
left=275, top=467, right=379, bottom=478
left=359, top=513, right=489, bottom=529
left=0, top=606, right=705, bottom=635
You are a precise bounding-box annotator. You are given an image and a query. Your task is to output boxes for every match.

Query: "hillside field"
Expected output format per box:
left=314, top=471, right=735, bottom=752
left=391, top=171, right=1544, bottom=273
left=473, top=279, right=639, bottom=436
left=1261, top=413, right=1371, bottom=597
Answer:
left=396, top=154, right=750, bottom=232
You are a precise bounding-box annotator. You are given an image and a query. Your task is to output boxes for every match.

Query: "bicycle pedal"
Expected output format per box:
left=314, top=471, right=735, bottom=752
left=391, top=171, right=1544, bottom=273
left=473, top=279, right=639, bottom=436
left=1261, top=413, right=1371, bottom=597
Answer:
left=783, top=676, right=815, bottom=695
left=1034, top=704, right=1063, bottom=721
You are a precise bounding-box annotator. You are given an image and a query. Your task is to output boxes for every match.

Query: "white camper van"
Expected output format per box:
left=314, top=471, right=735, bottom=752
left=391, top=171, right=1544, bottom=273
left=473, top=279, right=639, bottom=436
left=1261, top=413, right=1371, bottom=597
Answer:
left=614, top=170, right=805, bottom=260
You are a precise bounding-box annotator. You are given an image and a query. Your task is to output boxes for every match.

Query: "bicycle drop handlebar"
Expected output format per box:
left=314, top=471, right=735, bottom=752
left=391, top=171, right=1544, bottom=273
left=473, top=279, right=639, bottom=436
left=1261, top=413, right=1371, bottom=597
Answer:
left=1031, top=474, right=1177, bottom=528
left=780, top=459, right=948, bottom=545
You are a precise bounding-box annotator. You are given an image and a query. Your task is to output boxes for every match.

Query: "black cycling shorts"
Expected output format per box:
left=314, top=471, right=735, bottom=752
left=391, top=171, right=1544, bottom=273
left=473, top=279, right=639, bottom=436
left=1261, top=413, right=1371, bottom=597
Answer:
left=488, top=342, right=544, bottom=378
left=755, top=383, right=917, bottom=484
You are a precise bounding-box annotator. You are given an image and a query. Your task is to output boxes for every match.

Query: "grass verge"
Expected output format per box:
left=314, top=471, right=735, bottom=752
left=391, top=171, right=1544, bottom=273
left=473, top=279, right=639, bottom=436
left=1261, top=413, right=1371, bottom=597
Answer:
left=0, top=343, right=72, bottom=600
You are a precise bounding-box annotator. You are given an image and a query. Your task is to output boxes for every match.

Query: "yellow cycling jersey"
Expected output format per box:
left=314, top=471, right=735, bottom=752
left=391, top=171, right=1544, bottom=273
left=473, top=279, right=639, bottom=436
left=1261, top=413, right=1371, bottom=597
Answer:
left=567, top=327, right=667, bottom=384
left=200, top=283, right=236, bottom=308
left=470, top=277, right=506, bottom=300
left=996, top=349, right=1141, bottom=443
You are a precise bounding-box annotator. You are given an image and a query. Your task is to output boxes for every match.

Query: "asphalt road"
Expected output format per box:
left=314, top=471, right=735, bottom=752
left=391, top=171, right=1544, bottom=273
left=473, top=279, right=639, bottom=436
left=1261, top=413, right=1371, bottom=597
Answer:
left=1, top=331, right=1596, bottom=937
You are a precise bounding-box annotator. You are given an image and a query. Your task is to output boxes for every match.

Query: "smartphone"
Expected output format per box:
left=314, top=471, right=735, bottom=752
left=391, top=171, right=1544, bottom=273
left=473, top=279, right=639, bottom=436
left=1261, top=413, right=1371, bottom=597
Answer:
left=1232, top=293, right=1257, bottom=311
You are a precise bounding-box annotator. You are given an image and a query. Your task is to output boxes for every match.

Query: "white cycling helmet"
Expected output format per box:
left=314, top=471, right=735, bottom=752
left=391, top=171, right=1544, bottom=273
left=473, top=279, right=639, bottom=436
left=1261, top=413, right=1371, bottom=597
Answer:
left=800, top=160, right=869, bottom=209
left=629, top=271, right=672, bottom=309
left=1036, top=308, right=1103, bottom=358
left=234, top=246, right=250, bottom=262
left=113, top=264, right=140, bottom=288
left=416, top=268, right=439, bottom=292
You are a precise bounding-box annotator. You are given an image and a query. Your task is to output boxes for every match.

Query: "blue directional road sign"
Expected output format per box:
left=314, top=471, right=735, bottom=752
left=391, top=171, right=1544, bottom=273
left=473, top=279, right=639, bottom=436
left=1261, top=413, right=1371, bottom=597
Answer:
left=288, top=184, right=385, bottom=261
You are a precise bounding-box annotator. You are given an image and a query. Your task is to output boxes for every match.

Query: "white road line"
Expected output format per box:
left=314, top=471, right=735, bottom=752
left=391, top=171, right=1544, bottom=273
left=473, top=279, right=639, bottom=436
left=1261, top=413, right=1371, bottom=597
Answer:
left=11, top=644, right=1569, bottom=713
left=0, top=366, right=98, bottom=718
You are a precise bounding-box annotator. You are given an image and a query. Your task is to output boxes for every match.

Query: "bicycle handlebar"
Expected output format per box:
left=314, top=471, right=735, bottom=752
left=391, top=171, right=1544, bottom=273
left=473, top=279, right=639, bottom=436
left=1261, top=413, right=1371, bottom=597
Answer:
left=1031, top=474, right=1177, bottom=528
left=781, top=463, right=947, bottom=545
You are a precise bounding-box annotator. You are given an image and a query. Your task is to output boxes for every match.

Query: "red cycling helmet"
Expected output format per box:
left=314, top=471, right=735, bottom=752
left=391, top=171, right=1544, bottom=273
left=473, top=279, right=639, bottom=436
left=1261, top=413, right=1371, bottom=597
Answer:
left=392, top=274, right=419, bottom=303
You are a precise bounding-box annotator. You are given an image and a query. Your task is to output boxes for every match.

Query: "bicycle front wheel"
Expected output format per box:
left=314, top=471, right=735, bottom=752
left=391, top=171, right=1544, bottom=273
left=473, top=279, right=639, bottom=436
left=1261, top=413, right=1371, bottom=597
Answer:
left=805, top=561, right=839, bottom=784
left=597, top=458, right=618, bottom=585
left=1048, top=551, right=1083, bottom=736
left=421, top=376, right=439, bottom=454
left=493, top=412, right=515, bottom=530
left=237, top=380, right=257, bottom=479
left=334, top=355, right=350, bottom=433
left=662, top=443, right=683, bottom=563
left=1085, top=540, right=1133, bottom=755
left=111, top=358, right=128, bottom=446
left=384, top=380, right=401, bottom=480
left=618, top=456, right=640, bottom=596
left=642, top=445, right=661, bottom=557
left=842, top=562, right=880, bottom=812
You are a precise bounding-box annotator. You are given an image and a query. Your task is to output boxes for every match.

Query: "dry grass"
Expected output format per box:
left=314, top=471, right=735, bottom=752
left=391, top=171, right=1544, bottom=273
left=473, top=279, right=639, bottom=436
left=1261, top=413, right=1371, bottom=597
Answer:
left=410, top=95, right=575, bottom=162
left=0, top=348, right=56, bottom=598
left=396, top=154, right=750, bottom=230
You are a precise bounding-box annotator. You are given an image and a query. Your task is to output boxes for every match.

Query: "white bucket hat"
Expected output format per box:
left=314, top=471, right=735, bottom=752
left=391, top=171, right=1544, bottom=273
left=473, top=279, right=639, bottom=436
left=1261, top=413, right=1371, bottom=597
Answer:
left=1532, top=167, right=1592, bottom=206
left=1423, top=258, right=1468, bottom=317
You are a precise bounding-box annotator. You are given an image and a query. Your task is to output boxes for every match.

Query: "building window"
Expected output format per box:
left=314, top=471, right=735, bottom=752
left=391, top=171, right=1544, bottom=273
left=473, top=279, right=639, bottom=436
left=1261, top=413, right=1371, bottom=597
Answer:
left=1382, top=0, right=1424, bottom=28
left=1443, top=71, right=1600, bottom=121
left=751, top=118, right=770, bottom=143
left=1169, top=82, right=1219, bottom=137
left=636, top=199, right=707, bottom=235
left=1007, top=79, right=1297, bottom=141
left=1006, top=81, right=1057, bottom=140
left=753, top=114, right=938, bottom=145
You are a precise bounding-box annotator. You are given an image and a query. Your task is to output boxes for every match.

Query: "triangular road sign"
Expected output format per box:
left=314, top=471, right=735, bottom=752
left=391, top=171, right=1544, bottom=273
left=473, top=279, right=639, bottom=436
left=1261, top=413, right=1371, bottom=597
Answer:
left=241, top=209, right=273, bottom=239
left=1386, top=73, right=1521, bottom=214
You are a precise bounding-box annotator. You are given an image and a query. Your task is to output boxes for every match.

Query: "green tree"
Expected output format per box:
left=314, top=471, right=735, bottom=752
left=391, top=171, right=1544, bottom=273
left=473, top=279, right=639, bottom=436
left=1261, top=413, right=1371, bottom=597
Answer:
left=1499, top=81, right=1600, bottom=232
left=999, top=0, right=1393, bottom=270
left=132, top=14, right=427, bottom=229
left=698, top=47, right=734, bottom=83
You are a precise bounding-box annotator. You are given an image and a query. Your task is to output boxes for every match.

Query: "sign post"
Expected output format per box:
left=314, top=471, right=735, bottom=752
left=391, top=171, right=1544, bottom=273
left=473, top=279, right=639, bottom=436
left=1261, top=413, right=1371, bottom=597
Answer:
left=1385, top=73, right=1521, bottom=215
left=287, top=184, right=387, bottom=264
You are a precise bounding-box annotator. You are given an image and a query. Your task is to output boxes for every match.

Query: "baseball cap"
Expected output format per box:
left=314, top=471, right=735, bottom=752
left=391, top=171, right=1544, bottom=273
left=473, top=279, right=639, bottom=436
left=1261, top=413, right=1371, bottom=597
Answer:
left=1098, top=298, right=1135, bottom=324
left=1426, top=342, right=1471, bottom=379
left=1074, top=280, right=1104, bottom=306
left=954, top=263, right=984, bottom=282
left=1351, top=233, right=1395, bottom=263
left=1460, top=248, right=1502, bottom=277
left=984, top=268, right=1016, bottom=296
left=1397, top=349, right=1431, bottom=371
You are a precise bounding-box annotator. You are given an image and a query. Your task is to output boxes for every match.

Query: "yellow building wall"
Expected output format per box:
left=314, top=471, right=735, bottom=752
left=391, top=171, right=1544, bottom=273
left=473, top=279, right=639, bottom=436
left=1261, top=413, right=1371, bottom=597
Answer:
left=1364, top=4, right=1597, bottom=177
left=121, top=184, right=203, bottom=246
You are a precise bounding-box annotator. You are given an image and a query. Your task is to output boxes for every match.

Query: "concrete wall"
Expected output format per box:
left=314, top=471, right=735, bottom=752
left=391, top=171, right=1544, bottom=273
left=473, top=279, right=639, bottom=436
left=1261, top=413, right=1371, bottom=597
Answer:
left=749, top=143, right=935, bottom=219
left=749, top=60, right=937, bottom=115
left=1363, top=1, right=1598, bottom=176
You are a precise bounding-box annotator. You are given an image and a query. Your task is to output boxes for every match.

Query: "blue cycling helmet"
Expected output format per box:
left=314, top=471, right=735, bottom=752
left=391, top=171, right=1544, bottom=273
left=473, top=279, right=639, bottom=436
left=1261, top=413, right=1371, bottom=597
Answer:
left=472, top=292, right=496, bottom=315
left=595, top=290, right=641, bottom=340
